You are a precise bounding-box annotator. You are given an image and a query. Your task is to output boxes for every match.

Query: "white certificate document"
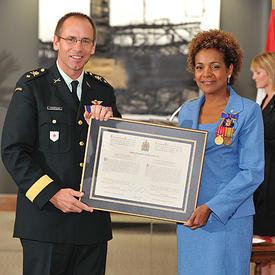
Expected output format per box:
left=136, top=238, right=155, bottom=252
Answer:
left=93, top=130, right=192, bottom=209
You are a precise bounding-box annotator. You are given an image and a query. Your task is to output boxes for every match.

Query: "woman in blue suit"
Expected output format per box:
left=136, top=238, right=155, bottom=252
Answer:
left=177, top=29, right=264, bottom=275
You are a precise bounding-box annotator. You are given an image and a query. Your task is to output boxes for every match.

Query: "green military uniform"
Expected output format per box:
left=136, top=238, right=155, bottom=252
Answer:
left=1, top=64, right=121, bottom=244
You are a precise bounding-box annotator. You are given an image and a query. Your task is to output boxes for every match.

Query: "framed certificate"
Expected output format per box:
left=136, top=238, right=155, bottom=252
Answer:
left=80, top=118, right=207, bottom=223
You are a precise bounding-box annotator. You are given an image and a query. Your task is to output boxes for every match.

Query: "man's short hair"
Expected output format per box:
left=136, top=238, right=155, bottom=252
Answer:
left=55, top=12, right=96, bottom=42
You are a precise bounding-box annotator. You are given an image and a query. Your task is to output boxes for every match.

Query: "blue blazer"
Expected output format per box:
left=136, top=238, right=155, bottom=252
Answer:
left=178, top=86, right=264, bottom=224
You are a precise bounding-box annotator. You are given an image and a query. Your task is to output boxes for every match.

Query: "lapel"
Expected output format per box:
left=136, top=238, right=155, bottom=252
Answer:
left=217, top=86, right=244, bottom=132
left=48, top=64, right=79, bottom=113
left=190, top=87, right=244, bottom=150
left=78, top=72, right=95, bottom=118
left=80, top=73, right=92, bottom=105
left=190, top=95, right=204, bottom=130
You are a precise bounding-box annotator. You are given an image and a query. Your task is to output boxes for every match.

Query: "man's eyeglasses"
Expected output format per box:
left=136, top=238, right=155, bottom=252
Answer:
left=58, top=36, right=94, bottom=46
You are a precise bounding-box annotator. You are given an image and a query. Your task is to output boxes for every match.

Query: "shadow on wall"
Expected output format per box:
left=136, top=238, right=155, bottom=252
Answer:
left=0, top=50, right=20, bottom=193
left=0, top=50, right=20, bottom=107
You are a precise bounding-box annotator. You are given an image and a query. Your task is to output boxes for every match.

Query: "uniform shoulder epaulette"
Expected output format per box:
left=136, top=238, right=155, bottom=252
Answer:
left=15, top=68, right=48, bottom=92
left=85, top=71, right=112, bottom=87
left=21, top=68, right=48, bottom=82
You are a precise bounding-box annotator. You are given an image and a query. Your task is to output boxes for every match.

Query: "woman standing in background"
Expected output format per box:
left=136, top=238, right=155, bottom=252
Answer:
left=251, top=51, right=275, bottom=275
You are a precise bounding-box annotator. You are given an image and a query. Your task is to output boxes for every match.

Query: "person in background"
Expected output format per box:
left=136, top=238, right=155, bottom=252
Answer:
left=251, top=51, right=275, bottom=275
left=1, top=12, right=120, bottom=275
left=177, top=29, right=264, bottom=275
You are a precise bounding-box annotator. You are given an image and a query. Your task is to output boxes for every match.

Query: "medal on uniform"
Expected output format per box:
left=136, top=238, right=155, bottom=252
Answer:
left=215, top=112, right=238, bottom=146
left=224, top=127, right=233, bottom=146
left=215, top=126, right=226, bottom=145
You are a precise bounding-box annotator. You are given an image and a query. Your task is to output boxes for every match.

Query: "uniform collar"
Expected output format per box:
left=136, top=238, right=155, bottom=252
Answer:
left=56, top=61, right=84, bottom=92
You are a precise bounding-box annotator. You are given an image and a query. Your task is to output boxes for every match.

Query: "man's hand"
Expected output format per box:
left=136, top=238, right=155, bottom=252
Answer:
left=49, top=188, right=94, bottom=213
left=184, top=204, right=212, bottom=230
left=84, top=105, right=113, bottom=125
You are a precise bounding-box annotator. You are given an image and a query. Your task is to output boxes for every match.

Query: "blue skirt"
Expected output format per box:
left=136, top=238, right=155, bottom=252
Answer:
left=177, top=215, right=252, bottom=275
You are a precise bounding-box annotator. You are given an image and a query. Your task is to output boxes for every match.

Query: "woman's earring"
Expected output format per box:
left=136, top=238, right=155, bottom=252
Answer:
left=227, top=75, right=231, bottom=85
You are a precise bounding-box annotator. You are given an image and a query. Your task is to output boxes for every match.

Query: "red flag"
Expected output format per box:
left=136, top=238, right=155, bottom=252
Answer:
left=256, top=8, right=275, bottom=105
left=265, top=9, right=275, bottom=52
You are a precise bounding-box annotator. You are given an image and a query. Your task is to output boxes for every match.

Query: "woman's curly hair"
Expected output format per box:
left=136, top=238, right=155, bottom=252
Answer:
left=187, top=29, right=243, bottom=85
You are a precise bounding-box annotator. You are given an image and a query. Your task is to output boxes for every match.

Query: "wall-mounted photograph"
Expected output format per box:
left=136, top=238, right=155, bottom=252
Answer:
left=39, top=0, right=220, bottom=120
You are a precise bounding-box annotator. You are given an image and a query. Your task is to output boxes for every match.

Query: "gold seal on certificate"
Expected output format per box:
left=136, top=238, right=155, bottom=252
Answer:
left=215, top=135, right=223, bottom=145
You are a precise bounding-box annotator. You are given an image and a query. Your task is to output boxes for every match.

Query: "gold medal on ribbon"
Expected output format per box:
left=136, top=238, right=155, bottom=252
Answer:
left=215, top=135, right=224, bottom=145
left=215, top=126, right=226, bottom=145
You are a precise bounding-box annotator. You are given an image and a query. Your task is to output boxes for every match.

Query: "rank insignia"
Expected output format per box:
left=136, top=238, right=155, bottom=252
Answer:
left=53, top=78, right=61, bottom=84
left=94, top=75, right=101, bottom=81
left=30, top=71, right=39, bottom=76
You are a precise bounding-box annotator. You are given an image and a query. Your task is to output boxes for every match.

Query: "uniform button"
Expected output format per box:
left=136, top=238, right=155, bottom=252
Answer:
left=80, top=162, right=84, bottom=167
left=52, top=120, right=57, bottom=124
left=79, top=141, right=85, bottom=146
left=78, top=120, right=83, bottom=125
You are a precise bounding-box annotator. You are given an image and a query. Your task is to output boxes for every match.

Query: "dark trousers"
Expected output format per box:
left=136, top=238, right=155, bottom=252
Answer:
left=20, top=239, right=107, bottom=275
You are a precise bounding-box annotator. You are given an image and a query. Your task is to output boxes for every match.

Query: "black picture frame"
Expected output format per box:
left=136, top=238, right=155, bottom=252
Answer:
left=80, top=117, right=207, bottom=223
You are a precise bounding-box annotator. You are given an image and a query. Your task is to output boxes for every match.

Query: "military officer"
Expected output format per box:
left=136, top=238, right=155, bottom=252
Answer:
left=1, top=12, right=121, bottom=275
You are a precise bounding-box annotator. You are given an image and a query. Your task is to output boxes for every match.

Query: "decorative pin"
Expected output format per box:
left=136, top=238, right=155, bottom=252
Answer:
left=15, top=87, right=23, bottom=92
left=53, top=78, right=61, bottom=84
left=86, top=81, right=91, bottom=87
left=91, top=100, right=103, bottom=105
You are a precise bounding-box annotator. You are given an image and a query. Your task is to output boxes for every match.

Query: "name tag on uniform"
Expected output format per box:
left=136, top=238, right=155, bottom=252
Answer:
left=47, top=106, right=63, bottom=111
left=50, top=131, right=59, bottom=142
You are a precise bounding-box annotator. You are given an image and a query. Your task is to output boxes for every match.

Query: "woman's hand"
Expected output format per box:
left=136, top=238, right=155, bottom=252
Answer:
left=184, top=204, right=212, bottom=230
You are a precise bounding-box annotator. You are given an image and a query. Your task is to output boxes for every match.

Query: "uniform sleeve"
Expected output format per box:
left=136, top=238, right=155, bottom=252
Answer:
left=206, top=103, right=265, bottom=224
left=1, top=80, right=61, bottom=209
